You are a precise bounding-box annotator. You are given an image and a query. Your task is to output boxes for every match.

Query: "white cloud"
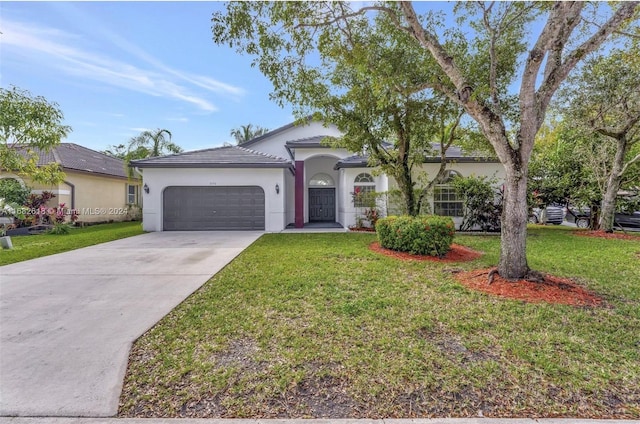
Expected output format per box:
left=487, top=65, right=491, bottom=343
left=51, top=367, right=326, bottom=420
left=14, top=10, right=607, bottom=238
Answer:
left=1, top=19, right=243, bottom=112
left=166, top=117, right=189, bottom=123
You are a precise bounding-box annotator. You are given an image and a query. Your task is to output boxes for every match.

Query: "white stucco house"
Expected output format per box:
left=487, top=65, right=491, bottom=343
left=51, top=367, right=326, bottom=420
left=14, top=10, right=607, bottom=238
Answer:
left=131, top=119, right=505, bottom=232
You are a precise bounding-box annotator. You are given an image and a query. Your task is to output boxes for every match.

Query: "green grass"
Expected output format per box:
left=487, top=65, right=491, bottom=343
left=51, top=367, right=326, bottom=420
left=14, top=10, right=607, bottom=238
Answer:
left=119, top=227, right=640, bottom=418
left=0, top=221, right=144, bottom=265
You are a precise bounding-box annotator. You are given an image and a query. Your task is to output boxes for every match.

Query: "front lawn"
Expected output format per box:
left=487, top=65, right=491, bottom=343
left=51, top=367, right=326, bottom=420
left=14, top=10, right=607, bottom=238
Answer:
left=119, top=227, right=640, bottom=418
left=0, top=221, right=144, bottom=266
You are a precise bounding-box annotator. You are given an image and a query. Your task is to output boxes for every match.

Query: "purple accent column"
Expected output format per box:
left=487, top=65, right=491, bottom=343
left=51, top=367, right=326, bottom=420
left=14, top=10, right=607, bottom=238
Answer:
left=295, top=160, right=304, bottom=228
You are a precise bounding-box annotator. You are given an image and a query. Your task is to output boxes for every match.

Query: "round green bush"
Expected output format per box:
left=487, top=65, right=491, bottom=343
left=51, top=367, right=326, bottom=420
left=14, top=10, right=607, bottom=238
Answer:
left=376, top=215, right=455, bottom=257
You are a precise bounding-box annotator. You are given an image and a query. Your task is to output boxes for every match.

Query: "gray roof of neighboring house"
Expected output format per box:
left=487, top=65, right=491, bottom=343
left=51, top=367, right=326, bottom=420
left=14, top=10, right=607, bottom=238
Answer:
left=130, top=145, right=293, bottom=169
left=21, top=143, right=130, bottom=178
left=334, top=144, right=499, bottom=169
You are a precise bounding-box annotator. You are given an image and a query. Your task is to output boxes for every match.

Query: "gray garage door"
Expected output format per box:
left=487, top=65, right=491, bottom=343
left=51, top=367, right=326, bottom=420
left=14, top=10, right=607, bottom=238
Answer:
left=163, top=186, right=265, bottom=231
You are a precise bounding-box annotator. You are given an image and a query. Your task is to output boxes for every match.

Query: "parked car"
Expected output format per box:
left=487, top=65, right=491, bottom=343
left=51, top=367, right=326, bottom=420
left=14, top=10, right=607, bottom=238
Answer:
left=528, top=206, right=564, bottom=225
left=565, top=206, right=591, bottom=228
left=614, top=211, right=640, bottom=230
left=565, top=206, right=640, bottom=231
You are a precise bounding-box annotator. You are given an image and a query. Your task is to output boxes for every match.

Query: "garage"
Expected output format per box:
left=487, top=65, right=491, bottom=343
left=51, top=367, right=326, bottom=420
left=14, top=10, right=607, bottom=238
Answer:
left=163, top=186, right=265, bottom=230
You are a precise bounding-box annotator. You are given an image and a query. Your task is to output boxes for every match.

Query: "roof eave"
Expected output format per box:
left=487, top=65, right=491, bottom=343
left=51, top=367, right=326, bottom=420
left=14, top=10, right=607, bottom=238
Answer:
left=334, top=162, right=371, bottom=170
left=132, top=162, right=293, bottom=169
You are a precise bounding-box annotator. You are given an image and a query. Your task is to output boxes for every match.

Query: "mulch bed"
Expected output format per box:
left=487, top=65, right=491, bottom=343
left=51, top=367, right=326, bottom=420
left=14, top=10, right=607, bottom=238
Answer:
left=369, top=242, right=482, bottom=262
left=453, top=268, right=603, bottom=307
left=574, top=230, right=640, bottom=241
left=350, top=227, right=376, bottom=232
left=370, top=242, right=602, bottom=307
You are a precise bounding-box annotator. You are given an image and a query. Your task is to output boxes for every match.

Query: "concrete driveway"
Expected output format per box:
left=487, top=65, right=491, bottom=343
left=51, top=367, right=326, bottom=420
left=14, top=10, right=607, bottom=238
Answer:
left=0, top=231, right=261, bottom=417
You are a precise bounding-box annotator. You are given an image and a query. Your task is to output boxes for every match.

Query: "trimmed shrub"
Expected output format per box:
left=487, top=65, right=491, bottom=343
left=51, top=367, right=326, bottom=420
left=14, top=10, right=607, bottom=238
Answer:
left=376, top=215, right=455, bottom=257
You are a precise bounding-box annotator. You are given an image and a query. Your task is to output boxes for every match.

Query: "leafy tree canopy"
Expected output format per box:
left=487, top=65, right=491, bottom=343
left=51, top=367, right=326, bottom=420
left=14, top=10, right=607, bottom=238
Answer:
left=0, top=86, right=71, bottom=184
left=556, top=43, right=640, bottom=231
left=215, top=2, right=479, bottom=216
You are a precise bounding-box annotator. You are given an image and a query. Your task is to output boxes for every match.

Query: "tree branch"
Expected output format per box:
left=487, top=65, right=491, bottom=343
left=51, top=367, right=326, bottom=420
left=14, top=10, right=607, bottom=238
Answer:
left=537, top=2, right=640, bottom=114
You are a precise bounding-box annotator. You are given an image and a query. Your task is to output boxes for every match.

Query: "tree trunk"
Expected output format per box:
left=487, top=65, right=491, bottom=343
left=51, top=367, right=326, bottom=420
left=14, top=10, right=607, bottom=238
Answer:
left=599, top=138, right=628, bottom=232
left=498, top=166, right=530, bottom=280
left=395, top=169, right=417, bottom=216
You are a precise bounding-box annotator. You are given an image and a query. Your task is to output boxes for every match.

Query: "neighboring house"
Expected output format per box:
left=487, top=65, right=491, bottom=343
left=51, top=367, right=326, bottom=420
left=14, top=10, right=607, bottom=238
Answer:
left=1, top=143, right=141, bottom=224
left=132, top=120, right=505, bottom=232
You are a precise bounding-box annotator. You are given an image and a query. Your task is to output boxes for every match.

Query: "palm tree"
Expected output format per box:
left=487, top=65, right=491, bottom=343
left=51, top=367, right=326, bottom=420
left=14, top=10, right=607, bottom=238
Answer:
left=128, top=129, right=182, bottom=157
left=230, top=124, right=269, bottom=144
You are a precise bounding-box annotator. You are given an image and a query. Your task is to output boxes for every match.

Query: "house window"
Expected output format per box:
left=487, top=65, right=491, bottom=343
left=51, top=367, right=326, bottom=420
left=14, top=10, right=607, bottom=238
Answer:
left=353, top=173, right=375, bottom=207
left=309, top=173, right=335, bottom=187
left=127, top=184, right=139, bottom=205
left=433, top=170, right=463, bottom=217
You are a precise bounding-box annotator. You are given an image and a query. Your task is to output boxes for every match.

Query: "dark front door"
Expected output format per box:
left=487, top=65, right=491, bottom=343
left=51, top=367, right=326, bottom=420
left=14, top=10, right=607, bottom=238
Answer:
left=309, top=188, right=336, bottom=222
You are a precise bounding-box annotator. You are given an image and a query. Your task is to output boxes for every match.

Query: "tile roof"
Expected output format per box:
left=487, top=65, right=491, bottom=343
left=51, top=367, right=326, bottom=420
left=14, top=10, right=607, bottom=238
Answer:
left=130, top=145, right=293, bottom=169
left=334, top=143, right=498, bottom=169
left=285, top=135, right=333, bottom=148
left=19, top=143, right=130, bottom=178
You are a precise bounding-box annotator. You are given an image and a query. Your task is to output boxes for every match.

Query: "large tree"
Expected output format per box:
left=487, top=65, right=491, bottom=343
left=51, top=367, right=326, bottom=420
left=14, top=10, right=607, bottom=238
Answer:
left=215, top=2, right=472, bottom=217
left=213, top=2, right=639, bottom=279
left=230, top=124, right=270, bottom=144
left=557, top=47, right=640, bottom=232
left=0, top=86, right=71, bottom=185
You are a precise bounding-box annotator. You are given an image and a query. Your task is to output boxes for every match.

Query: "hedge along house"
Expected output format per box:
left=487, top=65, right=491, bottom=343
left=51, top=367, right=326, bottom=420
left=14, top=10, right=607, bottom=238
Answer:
left=132, top=120, right=505, bottom=232
left=1, top=143, right=141, bottom=224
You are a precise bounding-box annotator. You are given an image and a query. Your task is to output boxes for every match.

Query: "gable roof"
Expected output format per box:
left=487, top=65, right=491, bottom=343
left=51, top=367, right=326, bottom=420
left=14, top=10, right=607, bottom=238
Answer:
left=18, top=143, right=130, bottom=179
left=130, top=145, right=293, bottom=169
left=239, top=116, right=313, bottom=147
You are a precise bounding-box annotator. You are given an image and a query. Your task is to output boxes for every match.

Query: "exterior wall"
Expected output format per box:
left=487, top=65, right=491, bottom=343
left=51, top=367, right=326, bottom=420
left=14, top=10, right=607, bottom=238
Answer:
left=293, top=147, right=351, bottom=162
left=0, top=170, right=140, bottom=223
left=339, top=168, right=388, bottom=228
left=140, top=167, right=287, bottom=232
left=65, top=172, right=140, bottom=223
left=247, top=122, right=343, bottom=159
left=385, top=161, right=506, bottom=228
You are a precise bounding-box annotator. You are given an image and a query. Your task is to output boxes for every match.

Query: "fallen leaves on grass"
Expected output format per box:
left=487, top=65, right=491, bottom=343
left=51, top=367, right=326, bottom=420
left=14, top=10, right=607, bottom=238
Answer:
left=454, top=268, right=603, bottom=307
left=369, top=242, right=482, bottom=262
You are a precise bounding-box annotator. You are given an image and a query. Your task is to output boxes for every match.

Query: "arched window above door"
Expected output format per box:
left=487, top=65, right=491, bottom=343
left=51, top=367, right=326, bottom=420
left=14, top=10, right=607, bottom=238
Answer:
left=309, top=173, right=335, bottom=187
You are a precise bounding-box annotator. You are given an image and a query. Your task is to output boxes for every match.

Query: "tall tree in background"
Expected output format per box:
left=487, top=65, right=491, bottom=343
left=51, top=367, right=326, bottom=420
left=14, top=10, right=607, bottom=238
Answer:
left=128, top=128, right=182, bottom=158
left=213, top=1, right=639, bottom=280
left=557, top=46, right=640, bottom=232
left=0, top=86, right=71, bottom=185
left=230, top=124, right=269, bottom=144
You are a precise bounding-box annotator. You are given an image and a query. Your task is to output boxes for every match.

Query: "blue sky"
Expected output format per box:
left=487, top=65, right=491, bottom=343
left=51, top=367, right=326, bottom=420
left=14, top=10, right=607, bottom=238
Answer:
left=1, top=2, right=295, bottom=153
left=1, top=2, right=617, bottom=154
